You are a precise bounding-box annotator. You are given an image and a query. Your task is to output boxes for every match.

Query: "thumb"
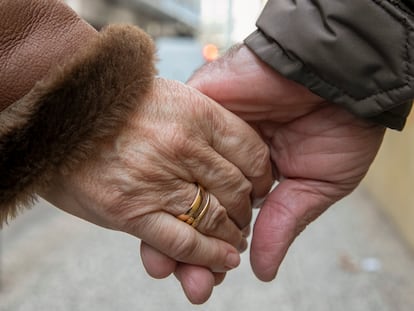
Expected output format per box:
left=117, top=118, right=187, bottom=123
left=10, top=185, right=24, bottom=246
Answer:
left=250, top=179, right=334, bottom=281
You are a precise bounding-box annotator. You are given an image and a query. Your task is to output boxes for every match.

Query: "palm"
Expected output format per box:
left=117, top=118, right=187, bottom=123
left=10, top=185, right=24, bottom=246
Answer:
left=250, top=104, right=385, bottom=280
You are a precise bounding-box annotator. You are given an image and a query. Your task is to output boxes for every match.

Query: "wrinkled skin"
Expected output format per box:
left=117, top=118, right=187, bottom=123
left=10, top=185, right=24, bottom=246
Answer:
left=140, top=45, right=386, bottom=304
left=42, top=77, right=273, bottom=286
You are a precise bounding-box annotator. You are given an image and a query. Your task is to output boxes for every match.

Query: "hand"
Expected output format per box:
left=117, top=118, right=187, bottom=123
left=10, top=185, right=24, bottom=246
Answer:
left=191, top=44, right=386, bottom=278
left=41, top=77, right=273, bottom=296
left=141, top=45, right=385, bottom=301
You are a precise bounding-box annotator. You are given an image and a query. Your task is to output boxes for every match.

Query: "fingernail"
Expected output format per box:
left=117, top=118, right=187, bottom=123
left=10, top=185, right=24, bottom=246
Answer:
left=225, top=252, right=240, bottom=269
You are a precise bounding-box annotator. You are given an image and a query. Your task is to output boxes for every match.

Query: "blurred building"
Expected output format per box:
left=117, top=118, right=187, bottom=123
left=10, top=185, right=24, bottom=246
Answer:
left=64, top=0, right=267, bottom=46
left=199, top=0, right=266, bottom=49
left=64, top=0, right=201, bottom=37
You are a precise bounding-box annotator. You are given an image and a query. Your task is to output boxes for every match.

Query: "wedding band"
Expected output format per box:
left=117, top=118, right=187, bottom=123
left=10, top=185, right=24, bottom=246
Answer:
left=177, top=184, right=211, bottom=228
left=191, top=191, right=210, bottom=228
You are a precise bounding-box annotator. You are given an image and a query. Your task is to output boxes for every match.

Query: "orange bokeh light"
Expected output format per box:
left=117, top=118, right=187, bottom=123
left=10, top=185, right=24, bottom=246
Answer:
left=203, top=44, right=219, bottom=61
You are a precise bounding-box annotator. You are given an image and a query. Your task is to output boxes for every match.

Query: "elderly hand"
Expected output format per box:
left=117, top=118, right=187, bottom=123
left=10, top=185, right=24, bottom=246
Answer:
left=41, top=77, right=272, bottom=294
left=141, top=44, right=386, bottom=302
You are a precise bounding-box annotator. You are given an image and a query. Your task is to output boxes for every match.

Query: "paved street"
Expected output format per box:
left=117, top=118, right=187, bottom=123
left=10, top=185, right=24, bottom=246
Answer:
left=1, top=38, right=414, bottom=310
left=1, top=187, right=414, bottom=310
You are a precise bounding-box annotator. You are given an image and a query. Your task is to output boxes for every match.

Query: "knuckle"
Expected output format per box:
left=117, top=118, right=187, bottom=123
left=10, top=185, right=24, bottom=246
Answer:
left=229, top=178, right=253, bottom=208
left=250, top=143, right=271, bottom=177
left=223, top=166, right=252, bottom=194
left=223, top=166, right=241, bottom=183
left=204, top=205, right=228, bottom=232
left=239, top=178, right=253, bottom=196
left=218, top=175, right=252, bottom=221
left=231, top=186, right=253, bottom=228
left=171, top=233, right=199, bottom=261
left=168, top=131, right=205, bottom=167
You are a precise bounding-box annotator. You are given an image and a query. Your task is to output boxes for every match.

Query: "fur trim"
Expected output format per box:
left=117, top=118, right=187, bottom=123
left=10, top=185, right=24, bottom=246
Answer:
left=0, top=24, right=156, bottom=225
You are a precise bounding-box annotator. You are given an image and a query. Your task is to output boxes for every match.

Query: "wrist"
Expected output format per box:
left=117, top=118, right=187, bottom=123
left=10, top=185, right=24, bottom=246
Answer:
left=40, top=169, right=114, bottom=230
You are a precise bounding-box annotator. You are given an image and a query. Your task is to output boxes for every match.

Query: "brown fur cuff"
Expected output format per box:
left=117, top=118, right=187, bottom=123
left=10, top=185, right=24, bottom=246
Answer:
left=0, top=24, right=156, bottom=224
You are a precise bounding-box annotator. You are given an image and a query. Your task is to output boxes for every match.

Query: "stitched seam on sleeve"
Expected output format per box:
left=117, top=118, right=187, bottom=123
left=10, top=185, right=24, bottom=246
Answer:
left=386, top=0, right=414, bottom=17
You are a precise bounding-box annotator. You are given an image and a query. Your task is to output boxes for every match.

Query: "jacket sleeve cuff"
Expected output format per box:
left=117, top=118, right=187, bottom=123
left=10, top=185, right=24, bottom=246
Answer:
left=0, top=24, right=156, bottom=224
left=244, top=0, right=414, bottom=130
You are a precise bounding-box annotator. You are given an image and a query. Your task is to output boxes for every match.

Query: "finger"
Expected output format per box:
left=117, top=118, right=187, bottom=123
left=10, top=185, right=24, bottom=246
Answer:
left=174, top=264, right=216, bottom=305
left=141, top=240, right=216, bottom=305
left=172, top=94, right=272, bottom=227
left=210, top=104, right=274, bottom=199
left=195, top=192, right=247, bottom=251
left=177, top=145, right=254, bottom=230
left=164, top=183, right=247, bottom=251
left=140, top=241, right=176, bottom=279
left=250, top=179, right=333, bottom=281
left=131, top=212, right=241, bottom=273
left=190, top=78, right=274, bottom=199
left=141, top=242, right=226, bottom=290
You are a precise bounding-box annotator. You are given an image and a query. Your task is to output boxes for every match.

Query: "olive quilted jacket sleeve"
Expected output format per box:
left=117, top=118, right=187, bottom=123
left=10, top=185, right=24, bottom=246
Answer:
left=246, top=0, right=414, bottom=130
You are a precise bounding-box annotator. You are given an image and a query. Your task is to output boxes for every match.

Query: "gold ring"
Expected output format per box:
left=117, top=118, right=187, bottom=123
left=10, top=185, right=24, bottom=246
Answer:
left=177, top=184, right=211, bottom=228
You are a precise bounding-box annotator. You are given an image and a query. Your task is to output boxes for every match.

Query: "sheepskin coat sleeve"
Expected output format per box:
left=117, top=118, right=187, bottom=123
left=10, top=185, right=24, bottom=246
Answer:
left=0, top=0, right=156, bottom=224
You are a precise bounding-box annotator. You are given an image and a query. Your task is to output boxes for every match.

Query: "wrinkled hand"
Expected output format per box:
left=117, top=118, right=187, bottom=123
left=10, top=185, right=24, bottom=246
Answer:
left=141, top=45, right=386, bottom=302
left=41, top=77, right=272, bottom=299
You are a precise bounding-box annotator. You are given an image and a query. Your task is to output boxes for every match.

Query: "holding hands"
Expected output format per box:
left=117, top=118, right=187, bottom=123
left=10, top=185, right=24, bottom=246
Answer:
left=41, top=77, right=273, bottom=300
left=189, top=45, right=385, bottom=280
left=141, top=45, right=386, bottom=303
left=3, top=0, right=410, bottom=306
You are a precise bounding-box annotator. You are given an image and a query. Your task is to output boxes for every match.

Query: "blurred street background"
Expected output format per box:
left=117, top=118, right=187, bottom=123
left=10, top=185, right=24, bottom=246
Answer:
left=2, top=1, right=414, bottom=310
